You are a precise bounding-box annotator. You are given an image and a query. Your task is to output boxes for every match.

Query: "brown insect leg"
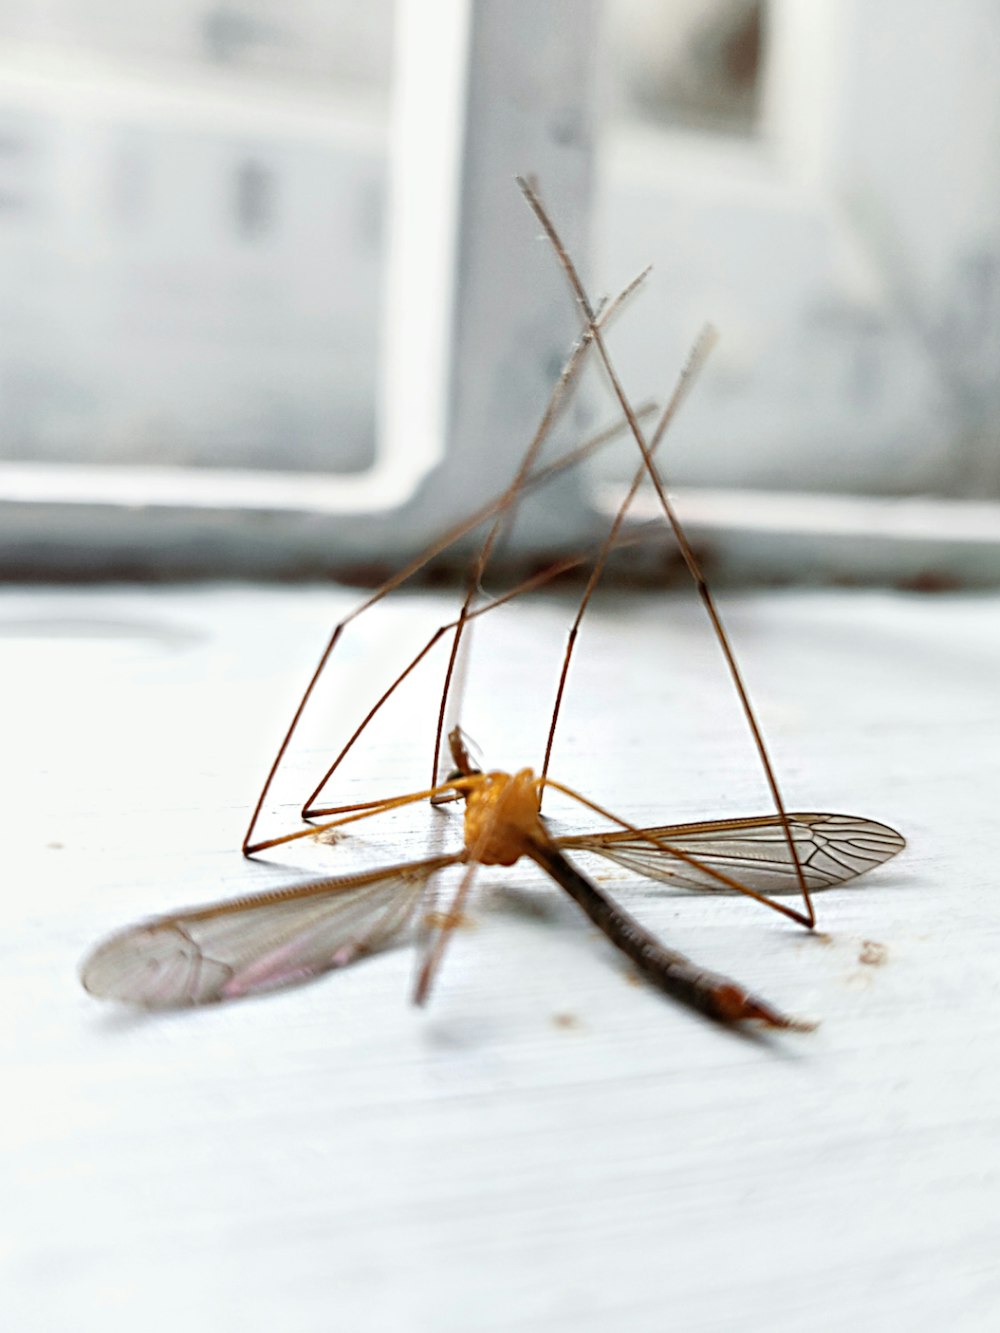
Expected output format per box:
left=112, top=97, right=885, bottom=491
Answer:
left=300, top=551, right=589, bottom=823
left=245, top=777, right=477, bottom=858
left=430, top=270, right=654, bottom=791
left=412, top=857, right=478, bottom=1008
left=541, top=325, right=718, bottom=786
left=517, top=175, right=816, bottom=929
left=242, top=396, right=656, bottom=857
left=539, top=777, right=813, bottom=930
left=297, top=525, right=669, bottom=834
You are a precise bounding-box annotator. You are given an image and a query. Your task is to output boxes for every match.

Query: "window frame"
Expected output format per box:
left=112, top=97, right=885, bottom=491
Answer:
left=2, top=0, right=1000, bottom=584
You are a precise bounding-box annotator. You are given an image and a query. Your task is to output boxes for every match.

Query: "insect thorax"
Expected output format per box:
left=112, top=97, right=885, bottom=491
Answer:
left=462, top=769, right=542, bottom=867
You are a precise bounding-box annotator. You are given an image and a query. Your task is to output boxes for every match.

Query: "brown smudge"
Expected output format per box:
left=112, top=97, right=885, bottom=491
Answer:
left=859, top=939, right=888, bottom=966
left=423, top=910, right=473, bottom=932
left=552, top=1012, right=581, bottom=1030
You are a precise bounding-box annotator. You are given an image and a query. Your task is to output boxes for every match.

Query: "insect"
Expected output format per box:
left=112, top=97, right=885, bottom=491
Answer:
left=80, top=181, right=906, bottom=1028
left=81, top=725, right=903, bottom=1026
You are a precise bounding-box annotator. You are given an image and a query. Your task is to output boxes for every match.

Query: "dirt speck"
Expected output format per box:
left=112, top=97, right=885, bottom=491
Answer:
left=552, top=1012, right=581, bottom=1031
left=859, top=940, right=888, bottom=966
left=422, top=910, right=473, bottom=932
left=798, top=930, right=833, bottom=949
left=313, top=827, right=347, bottom=846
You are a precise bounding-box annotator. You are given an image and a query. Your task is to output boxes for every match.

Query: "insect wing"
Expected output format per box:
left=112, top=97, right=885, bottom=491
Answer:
left=558, top=814, right=905, bottom=895
left=81, top=854, right=461, bottom=1007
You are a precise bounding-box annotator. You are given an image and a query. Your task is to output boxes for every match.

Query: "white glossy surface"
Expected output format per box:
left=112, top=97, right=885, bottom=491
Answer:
left=2, top=582, right=997, bottom=1331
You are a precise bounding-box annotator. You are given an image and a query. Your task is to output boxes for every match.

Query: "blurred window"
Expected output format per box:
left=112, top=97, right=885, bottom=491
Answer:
left=1, top=0, right=997, bottom=574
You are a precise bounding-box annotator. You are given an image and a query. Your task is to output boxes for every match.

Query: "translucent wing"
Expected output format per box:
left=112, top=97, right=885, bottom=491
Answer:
left=81, top=854, right=462, bottom=1008
left=558, top=814, right=905, bottom=895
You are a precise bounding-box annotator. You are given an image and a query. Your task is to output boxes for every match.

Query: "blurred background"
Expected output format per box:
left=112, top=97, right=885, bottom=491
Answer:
left=1, top=0, right=998, bottom=578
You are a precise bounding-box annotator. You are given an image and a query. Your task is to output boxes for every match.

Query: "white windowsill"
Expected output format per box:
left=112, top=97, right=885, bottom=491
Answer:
left=4, top=578, right=996, bottom=1329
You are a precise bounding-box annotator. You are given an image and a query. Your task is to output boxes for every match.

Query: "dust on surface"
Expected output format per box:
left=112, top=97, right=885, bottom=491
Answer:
left=859, top=939, right=888, bottom=966
left=552, top=1012, right=582, bottom=1031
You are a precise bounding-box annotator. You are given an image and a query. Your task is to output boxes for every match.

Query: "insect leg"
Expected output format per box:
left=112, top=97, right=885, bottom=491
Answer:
left=245, top=776, right=478, bottom=858
left=300, top=551, right=593, bottom=822
left=411, top=857, right=479, bottom=1008
left=430, top=268, right=653, bottom=790
left=540, top=325, right=717, bottom=786
left=243, top=398, right=657, bottom=856
left=517, top=176, right=815, bottom=928
left=538, top=777, right=813, bottom=929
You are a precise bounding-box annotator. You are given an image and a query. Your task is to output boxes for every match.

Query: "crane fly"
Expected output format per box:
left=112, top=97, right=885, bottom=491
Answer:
left=81, top=727, right=903, bottom=1026
left=80, top=180, right=906, bottom=1029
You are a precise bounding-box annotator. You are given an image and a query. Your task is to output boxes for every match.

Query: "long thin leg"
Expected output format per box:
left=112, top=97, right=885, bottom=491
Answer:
left=411, top=857, right=479, bottom=1007
left=241, top=396, right=655, bottom=856
left=296, top=506, right=670, bottom=828
left=429, top=269, right=652, bottom=790
left=540, top=324, right=718, bottom=785
left=298, top=515, right=672, bottom=829
left=246, top=776, right=478, bottom=858
left=517, top=176, right=815, bottom=928
left=538, top=777, right=813, bottom=929
left=298, top=552, right=588, bottom=823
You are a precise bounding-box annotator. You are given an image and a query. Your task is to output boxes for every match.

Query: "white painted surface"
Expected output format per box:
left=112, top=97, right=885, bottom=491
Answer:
left=2, top=580, right=998, bottom=1331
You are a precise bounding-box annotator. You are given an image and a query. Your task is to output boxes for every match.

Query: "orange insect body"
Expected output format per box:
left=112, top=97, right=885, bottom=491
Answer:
left=463, top=769, right=542, bottom=867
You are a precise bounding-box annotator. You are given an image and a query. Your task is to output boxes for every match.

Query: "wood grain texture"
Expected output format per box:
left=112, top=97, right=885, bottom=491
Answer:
left=2, top=583, right=998, bottom=1332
